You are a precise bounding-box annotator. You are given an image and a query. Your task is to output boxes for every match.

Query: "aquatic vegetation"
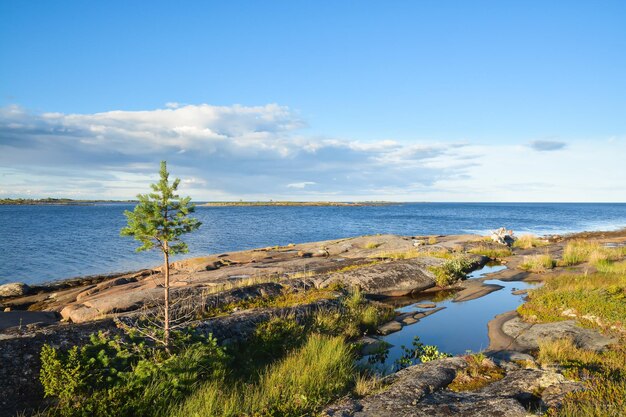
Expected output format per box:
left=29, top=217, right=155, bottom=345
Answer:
left=519, top=253, right=556, bottom=272
left=393, top=336, right=451, bottom=371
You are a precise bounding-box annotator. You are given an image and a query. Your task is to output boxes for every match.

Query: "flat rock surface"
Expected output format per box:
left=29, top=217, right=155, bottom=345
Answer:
left=322, top=357, right=580, bottom=417
left=2, top=234, right=485, bottom=322
left=488, top=312, right=618, bottom=352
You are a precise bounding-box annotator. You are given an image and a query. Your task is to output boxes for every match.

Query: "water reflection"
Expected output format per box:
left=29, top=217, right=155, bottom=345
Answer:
left=367, top=264, right=536, bottom=374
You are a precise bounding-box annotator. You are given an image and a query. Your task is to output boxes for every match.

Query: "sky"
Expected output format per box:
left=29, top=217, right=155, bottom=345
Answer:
left=0, top=1, right=625, bottom=202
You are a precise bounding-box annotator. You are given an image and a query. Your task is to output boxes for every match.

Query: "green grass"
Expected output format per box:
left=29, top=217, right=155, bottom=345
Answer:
left=363, top=241, right=381, bottom=249
left=468, top=244, right=512, bottom=259
left=538, top=338, right=626, bottom=417
left=518, top=272, right=626, bottom=331
left=169, top=334, right=355, bottom=417
left=560, top=240, right=626, bottom=266
left=512, top=234, right=548, bottom=249
left=596, top=259, right=626, bottom=274
left=519, top=253, right=556, bottom=273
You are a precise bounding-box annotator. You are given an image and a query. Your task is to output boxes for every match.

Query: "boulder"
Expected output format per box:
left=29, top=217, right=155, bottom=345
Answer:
left=491, top=227, right=515, bottom=246
left=501, top=317, right=617, bottom=352
left=0, top=283, right=32, bottom=298
left=357, top=336, right=391, bottom=355
left=320, top=259, right=438, bottom=296
left=322, top=357, right=581, bottom=417
left=377, top=321, right=402, bottom=335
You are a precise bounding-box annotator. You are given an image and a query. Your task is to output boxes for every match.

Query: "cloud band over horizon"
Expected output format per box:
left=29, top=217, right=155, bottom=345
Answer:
left=0, top=103, right=625, bottom=202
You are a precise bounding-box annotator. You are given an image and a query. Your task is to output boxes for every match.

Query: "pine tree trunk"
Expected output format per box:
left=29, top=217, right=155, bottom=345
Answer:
left=163, top=246, right=170, bottom=350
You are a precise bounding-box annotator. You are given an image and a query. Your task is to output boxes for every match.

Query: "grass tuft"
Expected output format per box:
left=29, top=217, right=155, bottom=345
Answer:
left=364, top=242, right=381, bottom=249
left=513, top=234, right=548, bottom=249
left=468, top=244, right=512, bottom=259
left=170, top=334, right=355, bottom=417
left=519, top=253, right=556, bottom=273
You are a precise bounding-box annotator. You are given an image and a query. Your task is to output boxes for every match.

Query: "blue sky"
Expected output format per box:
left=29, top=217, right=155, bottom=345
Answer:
left=1, top=1, right=625, bottom=201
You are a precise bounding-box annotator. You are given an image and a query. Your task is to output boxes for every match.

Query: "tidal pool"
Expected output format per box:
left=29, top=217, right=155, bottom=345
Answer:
left=368, top=264, right=536, bottom=374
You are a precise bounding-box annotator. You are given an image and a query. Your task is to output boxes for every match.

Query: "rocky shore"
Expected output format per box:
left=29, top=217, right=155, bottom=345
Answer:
left=1, top=230, right=625, bottom=417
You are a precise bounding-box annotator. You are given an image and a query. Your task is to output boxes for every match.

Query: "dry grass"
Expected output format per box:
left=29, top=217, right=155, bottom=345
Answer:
left=468, top=244, right=512, bottom=259
left=560, top=240, right=626, bottom=266
left=353, top=372, right=384, bottom=397
left=513, top=234, right=548, bottom=249
left=519, top=253, right=556, bottom=272
left=363, top=242, right=381, bottom=249
left=428, top=236, right=438, bottom=245
left=202, top=275, right=281, bottom=295
left=334, top=260, right=383, bottom=273
left=370, top=248, right=455, bottom=261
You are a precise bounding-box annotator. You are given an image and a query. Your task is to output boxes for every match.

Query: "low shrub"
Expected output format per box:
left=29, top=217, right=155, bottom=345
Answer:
left=448, top=353, right=504, bottom=392
left=538, top=338, right=626, bottom=417
left=40, top=332, right=228, bottom=417
left=428, top=255, right=474, bottom=286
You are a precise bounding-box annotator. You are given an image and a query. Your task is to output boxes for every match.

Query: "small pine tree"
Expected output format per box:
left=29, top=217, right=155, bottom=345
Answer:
left=121, top=161, right=201, bottom=348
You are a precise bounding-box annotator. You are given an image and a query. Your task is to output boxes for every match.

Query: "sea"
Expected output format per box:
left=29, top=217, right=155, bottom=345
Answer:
left=1, top=202, right=626, bottom=285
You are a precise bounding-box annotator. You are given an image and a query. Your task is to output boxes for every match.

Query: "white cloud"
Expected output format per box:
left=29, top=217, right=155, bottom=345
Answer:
left=0, top=104, right=624, bottom=201
left=287, top=181, right=316, bottom=189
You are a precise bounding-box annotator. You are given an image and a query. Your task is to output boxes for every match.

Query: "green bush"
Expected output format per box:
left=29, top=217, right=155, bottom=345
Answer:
left=428, top=255, right=474, bottom=286
left=40, top=332, right=228, bottom=417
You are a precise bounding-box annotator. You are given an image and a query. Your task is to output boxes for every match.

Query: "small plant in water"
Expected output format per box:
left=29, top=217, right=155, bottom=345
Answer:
left=393, top=336, right=451, bottom=371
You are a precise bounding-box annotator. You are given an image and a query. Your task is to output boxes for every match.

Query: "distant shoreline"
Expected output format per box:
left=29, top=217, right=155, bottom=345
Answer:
left=0, top=198, right=398, bottom=207
left=200, top=201, right=399, bottom=207
left=0, top=198, right=137, bottom=206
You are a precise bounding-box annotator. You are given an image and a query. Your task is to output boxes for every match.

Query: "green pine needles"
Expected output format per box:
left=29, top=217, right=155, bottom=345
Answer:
left=121, top=161, right=201, bottom=348
left=121, top=161, right=201, bottom=255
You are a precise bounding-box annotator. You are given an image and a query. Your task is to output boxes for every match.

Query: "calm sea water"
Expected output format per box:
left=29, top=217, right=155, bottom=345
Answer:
left=1, top=203, right=626, bottom=285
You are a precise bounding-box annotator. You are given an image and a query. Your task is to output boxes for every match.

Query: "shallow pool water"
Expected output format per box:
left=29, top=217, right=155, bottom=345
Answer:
left=369, top=264, right=536, bottom=374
